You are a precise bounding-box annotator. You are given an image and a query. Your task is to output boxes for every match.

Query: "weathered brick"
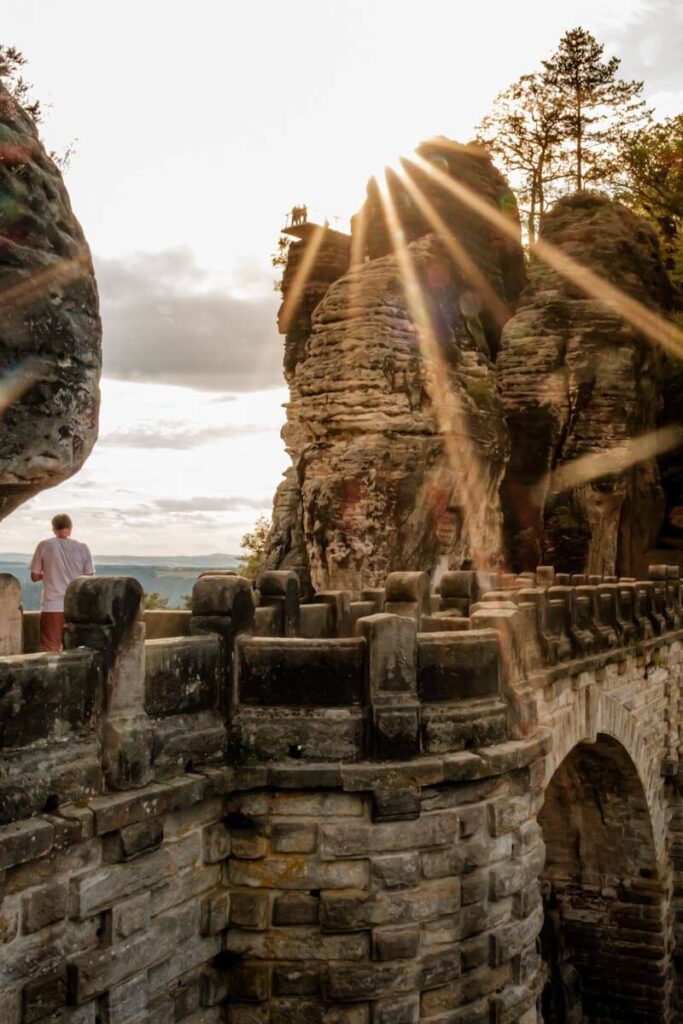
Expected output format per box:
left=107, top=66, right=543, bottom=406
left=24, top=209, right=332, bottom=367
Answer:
left=101, top=972, right=147, bottom=1024
left=110, top=891, right=151, bottom=941
left=22, top=881, right=68, bottom=933
left=320, top=812, right=457, bottom=859
left=272, top=966, right=322, bottom=996
left=22, top=967, right=67, bottom=1023
left=201, top=889, right=230, bottom=935
left=372, top=925, right=420, bottom=961
left=371, top=852, right=420, bottom=890
left=271, top=822, right=318, bottom=853
left=202, top=822, right=230, bottom=863
left=0, top=818, right=54, bottom=870
left=229, top=890, right=269, bottom=930
left=273, top=893, right=319, bottom=926
left=69, top=847, right=173, bottom=918
left=372, top=994, right=419, bottom=1023
left=103, top=817, right=164, bottom=862
left=227, top=929, right=369, bottom=962
left=229, top=856, right=369, bottom=891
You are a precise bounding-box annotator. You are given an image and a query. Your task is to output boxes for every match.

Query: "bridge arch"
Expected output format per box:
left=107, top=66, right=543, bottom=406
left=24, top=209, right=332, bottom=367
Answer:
left=538, top=732, right=674, bottom=1023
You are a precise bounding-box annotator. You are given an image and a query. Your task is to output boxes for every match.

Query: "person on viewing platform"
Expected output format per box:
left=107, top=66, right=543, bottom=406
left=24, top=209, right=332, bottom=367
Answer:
left=29, top=514, right=95, bottom=652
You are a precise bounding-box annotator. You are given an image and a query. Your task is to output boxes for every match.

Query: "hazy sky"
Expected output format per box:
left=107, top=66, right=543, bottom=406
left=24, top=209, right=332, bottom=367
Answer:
left=2, top=0, right=682, bottom=555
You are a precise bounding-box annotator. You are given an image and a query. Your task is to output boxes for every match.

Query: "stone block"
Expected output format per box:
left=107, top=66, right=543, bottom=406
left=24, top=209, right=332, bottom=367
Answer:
left=202, top=821, right=231, bottom=863
left=191, top=574, right=255, bottom=628
left=21, top=880, right=68, bottom=934
left=384, top=572, right=431, bottom=625
left=270, top=999, right=324, bottom=1024
left=69, top=847, right=173, bottom=919
left=372, top=926, right=420, bottom=961
left=320, top=812, right=457, bottom=858
left=22, top=967, right=68, bottom=1023
left=371, top=852, right=420, bottom=890
left=314, top=591, right=352, bottom=637
left=227, top=928, right=369, bottom=962
left=371, top=786, right=421, bottom=822
left=0, top=650, right=98, bottom=757
left=259, top=570, right=300, bottom=637
left=110, top=891, right=151, bottom=941
left=229, top=891, right=270, bottom=930
left=230, top=964, right=270, bottom=1002
left=237, top=637, right=366, bottom=706
left=357, top=614, right=416, bottom=695
left=271, top=822, right=318, bottom=853
left=321, top=881, right=459, bottom=932
left=372, top=994, right=419, bottom=1023
left=229, top=855, right=370, bottom=891
left=231, top=832, right=268, bottom=859
left=144, top=636, right=221, bottom=717
left=0, top=817, right=54, bottom=870
left=103, top=817, right=164, bottom=862
left=417, top=630, right=500, bottom=701
left=272, top=966, right=322, bottom=996
left=372, top=706, right=420, bottom=760
left=101, top=973, right=147, bottom=1024
left=327, top=962, right=416, bottom=1001
left=201, top=967, right=230, bottom=1007
left=201, top=889, right=230, bottom=935
left=273, top=893, right=319, bottom=926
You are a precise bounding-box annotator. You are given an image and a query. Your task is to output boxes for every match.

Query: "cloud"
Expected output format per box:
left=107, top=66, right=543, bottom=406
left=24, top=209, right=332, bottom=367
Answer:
left=95, top=248, right=285, bottom=392
left=152, top=496, right=268, bottom=512
left=99, top=420, right=274, bottom=450
left=607, top=0, right=683, bottom=96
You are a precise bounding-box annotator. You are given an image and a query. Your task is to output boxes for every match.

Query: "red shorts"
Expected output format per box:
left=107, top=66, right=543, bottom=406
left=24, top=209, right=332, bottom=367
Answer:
left=40, top=612, right=65, bottom=652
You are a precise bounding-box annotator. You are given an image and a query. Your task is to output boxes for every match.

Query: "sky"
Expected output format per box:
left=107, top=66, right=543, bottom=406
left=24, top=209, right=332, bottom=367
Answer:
left=1, top=0, right=682, bottom=556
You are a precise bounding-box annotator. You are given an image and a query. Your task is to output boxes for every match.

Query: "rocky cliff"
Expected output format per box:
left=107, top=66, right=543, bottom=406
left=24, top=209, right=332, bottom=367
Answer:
left=497, top=192, right=673, bottom=575
left=266, top=140, right=526, bottom=591
left=0, top=85, right=101, bottom=521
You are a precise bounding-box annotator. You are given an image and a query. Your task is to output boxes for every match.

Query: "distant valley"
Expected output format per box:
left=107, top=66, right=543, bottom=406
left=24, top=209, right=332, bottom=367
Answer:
left=0, top=553, right=239, bottom=610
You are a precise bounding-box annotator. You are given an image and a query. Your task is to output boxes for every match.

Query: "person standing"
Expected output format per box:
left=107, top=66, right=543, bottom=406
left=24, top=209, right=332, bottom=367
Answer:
left=30, top=514, right=95, bottom=652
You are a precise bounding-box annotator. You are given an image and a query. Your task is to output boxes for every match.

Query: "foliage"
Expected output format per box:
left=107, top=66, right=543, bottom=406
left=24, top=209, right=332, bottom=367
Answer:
left=237, top=514, right=271, bottom=580
left=144, top=591, right=169, bottom=610
left=616, top=114, right=683, bottom=286
left=542, top=27, right=650, bottom=192
left=477, top=73, right=566, bottom=243
left=0, top=46, right=42, bottom=123
left=477, top=27, right=651, bottom=240
left=0, top=43, right=75, bottom=169
left=181, top=594, right=193, bottom=610
left=271, top=235, right=291, bottom=293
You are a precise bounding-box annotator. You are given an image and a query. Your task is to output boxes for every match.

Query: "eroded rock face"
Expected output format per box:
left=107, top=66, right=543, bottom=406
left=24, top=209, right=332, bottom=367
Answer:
left=0, top=85, right=101, bottom=521
left=267, top=141, right=525, bottom=591
left=498, top=192, right=673, bottom=575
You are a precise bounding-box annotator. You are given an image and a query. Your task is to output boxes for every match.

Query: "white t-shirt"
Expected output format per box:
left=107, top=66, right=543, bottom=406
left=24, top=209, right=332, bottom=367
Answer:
left=29, top=537, right=95, bottom=612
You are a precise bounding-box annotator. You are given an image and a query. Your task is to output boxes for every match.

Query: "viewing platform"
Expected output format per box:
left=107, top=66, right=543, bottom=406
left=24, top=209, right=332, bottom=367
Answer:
left=281, top=203, right=349, bottom=241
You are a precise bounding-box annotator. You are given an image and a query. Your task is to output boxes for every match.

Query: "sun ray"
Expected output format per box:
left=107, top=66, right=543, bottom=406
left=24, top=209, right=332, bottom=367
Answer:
left=376, top=170, right=503, bottom=568
left=0, top=357, right=48, bottom=416
left=407, top=151, right=683, bottom=361
left=393, top=161, right=511, bottom=331
left=542, top=426, right=683, bottom=497
left=278, top=222, right=328, bottom=334
left=0, top=252, right=91, bottom=313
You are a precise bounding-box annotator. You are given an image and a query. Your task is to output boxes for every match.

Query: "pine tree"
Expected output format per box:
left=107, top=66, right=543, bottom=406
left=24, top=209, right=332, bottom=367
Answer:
left=542, top=27, right=650, bottom=191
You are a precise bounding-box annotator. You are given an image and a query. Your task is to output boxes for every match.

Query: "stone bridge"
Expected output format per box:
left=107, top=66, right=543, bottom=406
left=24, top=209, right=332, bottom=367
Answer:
left=0, top=564, right=682, bottom=1023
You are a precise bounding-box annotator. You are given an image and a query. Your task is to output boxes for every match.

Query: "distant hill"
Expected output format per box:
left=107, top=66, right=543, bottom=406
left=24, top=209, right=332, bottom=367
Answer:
left=0, top=553, right=240, bottom=611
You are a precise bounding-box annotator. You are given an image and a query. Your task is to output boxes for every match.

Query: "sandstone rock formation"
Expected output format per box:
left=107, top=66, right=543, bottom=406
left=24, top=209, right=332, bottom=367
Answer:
left=266, top=140, right=525, bottom=591
left=497, top=192, right=673, bottom=576
left=0, top=85, right=101, bottom=521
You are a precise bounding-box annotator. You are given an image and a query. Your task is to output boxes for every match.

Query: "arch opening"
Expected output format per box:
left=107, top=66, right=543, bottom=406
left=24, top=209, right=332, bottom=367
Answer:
left=538, top=734, right=673, bottom=1023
